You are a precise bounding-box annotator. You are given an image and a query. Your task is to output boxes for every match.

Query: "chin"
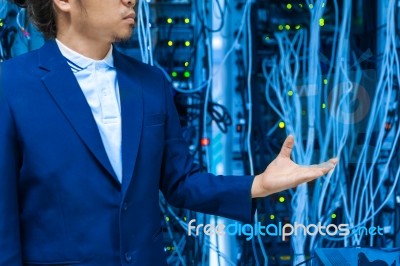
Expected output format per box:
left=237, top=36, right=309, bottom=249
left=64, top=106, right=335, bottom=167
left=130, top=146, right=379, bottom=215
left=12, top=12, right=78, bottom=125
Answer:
left=113, top=28, right=134, bottom=43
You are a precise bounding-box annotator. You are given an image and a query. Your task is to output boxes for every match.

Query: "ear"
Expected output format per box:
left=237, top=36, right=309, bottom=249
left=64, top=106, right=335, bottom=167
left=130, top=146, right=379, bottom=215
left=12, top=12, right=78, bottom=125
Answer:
left=53, top=0, right=71, bottom=13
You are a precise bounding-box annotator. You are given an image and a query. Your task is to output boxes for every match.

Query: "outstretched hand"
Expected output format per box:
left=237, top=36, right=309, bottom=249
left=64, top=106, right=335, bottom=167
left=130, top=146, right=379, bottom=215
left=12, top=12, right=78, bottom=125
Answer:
left=251, top=135, right=338, bottom=198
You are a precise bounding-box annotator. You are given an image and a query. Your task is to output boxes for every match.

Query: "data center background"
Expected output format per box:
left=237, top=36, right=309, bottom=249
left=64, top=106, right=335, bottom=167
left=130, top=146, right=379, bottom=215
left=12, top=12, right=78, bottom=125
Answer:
left=1, top=0, right=399, bottom=265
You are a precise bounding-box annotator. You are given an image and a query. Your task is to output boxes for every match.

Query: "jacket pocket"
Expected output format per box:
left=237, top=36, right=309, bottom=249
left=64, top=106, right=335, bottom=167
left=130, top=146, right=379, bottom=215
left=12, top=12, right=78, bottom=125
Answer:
left=143, top=113, right=166, bottom=127
left=152, top=227, right=163, bottom=241
left=23, top=260, right=81, bottom=266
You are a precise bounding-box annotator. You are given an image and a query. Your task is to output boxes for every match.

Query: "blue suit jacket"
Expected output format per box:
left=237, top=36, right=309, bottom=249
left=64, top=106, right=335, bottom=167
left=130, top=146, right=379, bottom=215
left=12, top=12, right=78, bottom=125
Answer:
left=0, top=41, right=254, bottom=266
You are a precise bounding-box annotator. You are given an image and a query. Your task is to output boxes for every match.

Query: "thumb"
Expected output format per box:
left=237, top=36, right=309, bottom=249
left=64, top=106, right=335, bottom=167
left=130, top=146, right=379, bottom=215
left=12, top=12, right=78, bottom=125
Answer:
left=279, top=135, right=294, bottom=158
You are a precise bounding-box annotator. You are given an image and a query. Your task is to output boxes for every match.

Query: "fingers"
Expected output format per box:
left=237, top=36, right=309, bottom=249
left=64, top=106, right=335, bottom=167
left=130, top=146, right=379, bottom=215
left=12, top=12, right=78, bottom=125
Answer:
left=309, top=158, right=338, bottom=172
left=321, top=158, right=338, bottom=171
left=296, top=159, right=338, bottom=185
left=318, top=161, right=335, bottom=170
left=295, top=168, right=325, bottom=185
left=328, top=157, right=339, bottom=165
left=279, top=135, right=294, bottom=158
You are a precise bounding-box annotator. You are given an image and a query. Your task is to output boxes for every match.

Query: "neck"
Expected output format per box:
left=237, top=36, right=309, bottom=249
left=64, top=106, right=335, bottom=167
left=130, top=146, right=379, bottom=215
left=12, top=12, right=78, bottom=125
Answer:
left=56, top=34, right=111, bottom=60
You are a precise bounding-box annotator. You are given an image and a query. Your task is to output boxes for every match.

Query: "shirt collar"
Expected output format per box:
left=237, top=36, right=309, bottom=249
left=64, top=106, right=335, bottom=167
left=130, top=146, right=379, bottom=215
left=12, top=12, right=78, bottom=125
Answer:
left=55, top=39, right=114, bottom=70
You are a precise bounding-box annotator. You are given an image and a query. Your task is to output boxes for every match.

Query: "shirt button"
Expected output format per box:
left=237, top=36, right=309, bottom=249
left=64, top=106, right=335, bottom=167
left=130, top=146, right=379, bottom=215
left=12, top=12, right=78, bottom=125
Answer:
left=123, top=202, right=128, bottom=211
left=125, top=252, right=132, bottom=263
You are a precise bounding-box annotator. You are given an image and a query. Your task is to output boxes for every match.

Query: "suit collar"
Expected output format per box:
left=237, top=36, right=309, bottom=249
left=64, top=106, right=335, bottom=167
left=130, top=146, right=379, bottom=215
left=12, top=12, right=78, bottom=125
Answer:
left=38, top=40, right=144, bottom=193
left=38, top=40, right=68, bottom=71
left=113, top=49, right=144, bottom=195
left=38, top=40, right=120, bottom=184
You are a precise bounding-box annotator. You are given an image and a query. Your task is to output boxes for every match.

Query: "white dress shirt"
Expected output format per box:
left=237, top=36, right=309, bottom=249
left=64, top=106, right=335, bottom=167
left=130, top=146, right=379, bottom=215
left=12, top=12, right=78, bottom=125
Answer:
left=56, top=39, right=122, bottom=182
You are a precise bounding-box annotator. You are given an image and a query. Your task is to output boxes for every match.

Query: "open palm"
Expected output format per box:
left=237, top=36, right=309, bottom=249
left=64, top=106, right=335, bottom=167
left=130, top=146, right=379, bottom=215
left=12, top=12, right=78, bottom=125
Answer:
left=251, top=135, right=338, bottom=198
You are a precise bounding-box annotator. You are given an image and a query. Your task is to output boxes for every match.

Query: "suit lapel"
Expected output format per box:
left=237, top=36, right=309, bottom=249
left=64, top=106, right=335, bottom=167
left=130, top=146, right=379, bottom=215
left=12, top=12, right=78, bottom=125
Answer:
left=38, top=41, right=119, bottom=183
left=114, top=51, right=144, bottom=195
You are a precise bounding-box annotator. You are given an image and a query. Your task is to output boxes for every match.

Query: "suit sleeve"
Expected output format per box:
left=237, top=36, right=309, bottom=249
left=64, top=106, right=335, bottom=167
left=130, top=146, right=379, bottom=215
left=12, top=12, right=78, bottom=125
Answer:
left=159, top=75, right=256, bottom=223
left=0, top=66, right=23, bottom=265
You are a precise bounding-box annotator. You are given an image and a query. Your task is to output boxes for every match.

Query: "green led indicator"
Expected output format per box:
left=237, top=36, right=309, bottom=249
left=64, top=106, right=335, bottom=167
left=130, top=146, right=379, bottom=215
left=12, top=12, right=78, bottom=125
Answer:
left=171, top=71, right=178, bottom=78
left=279, top=196, right=285, bottom=203
left=322, top=103, right=327, bottom=109
left=287, top=3, right=292, bottom=9
left=288, top=90, right=294, bottom=96
left=331, top=213, right=337, bottom=219
left=184, top=18, right=190, bottom=24
left=270, top=214, right=275, bottom=220
left=184, top=71, right=191, bottom=78
left=167, top=18, right=173, bottom=24
left=278, top=25, right=284, bottom=30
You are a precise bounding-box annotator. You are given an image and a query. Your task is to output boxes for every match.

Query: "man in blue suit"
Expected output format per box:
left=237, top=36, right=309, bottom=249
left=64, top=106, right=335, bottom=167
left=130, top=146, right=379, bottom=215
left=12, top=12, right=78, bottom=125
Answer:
left=0, top=0, right=337, bottom=265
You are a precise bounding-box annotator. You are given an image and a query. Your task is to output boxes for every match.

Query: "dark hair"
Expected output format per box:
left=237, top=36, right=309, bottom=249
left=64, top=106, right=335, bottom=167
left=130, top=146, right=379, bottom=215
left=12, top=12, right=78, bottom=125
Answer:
left=14, top=0, right=57, bottom=39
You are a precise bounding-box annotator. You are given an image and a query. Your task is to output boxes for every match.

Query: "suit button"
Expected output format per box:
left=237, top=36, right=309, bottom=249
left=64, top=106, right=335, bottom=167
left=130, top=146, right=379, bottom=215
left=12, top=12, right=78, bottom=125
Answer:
left=123, top=202, right=128, bottom=211
left=125, top=252, right=132, bottom=263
